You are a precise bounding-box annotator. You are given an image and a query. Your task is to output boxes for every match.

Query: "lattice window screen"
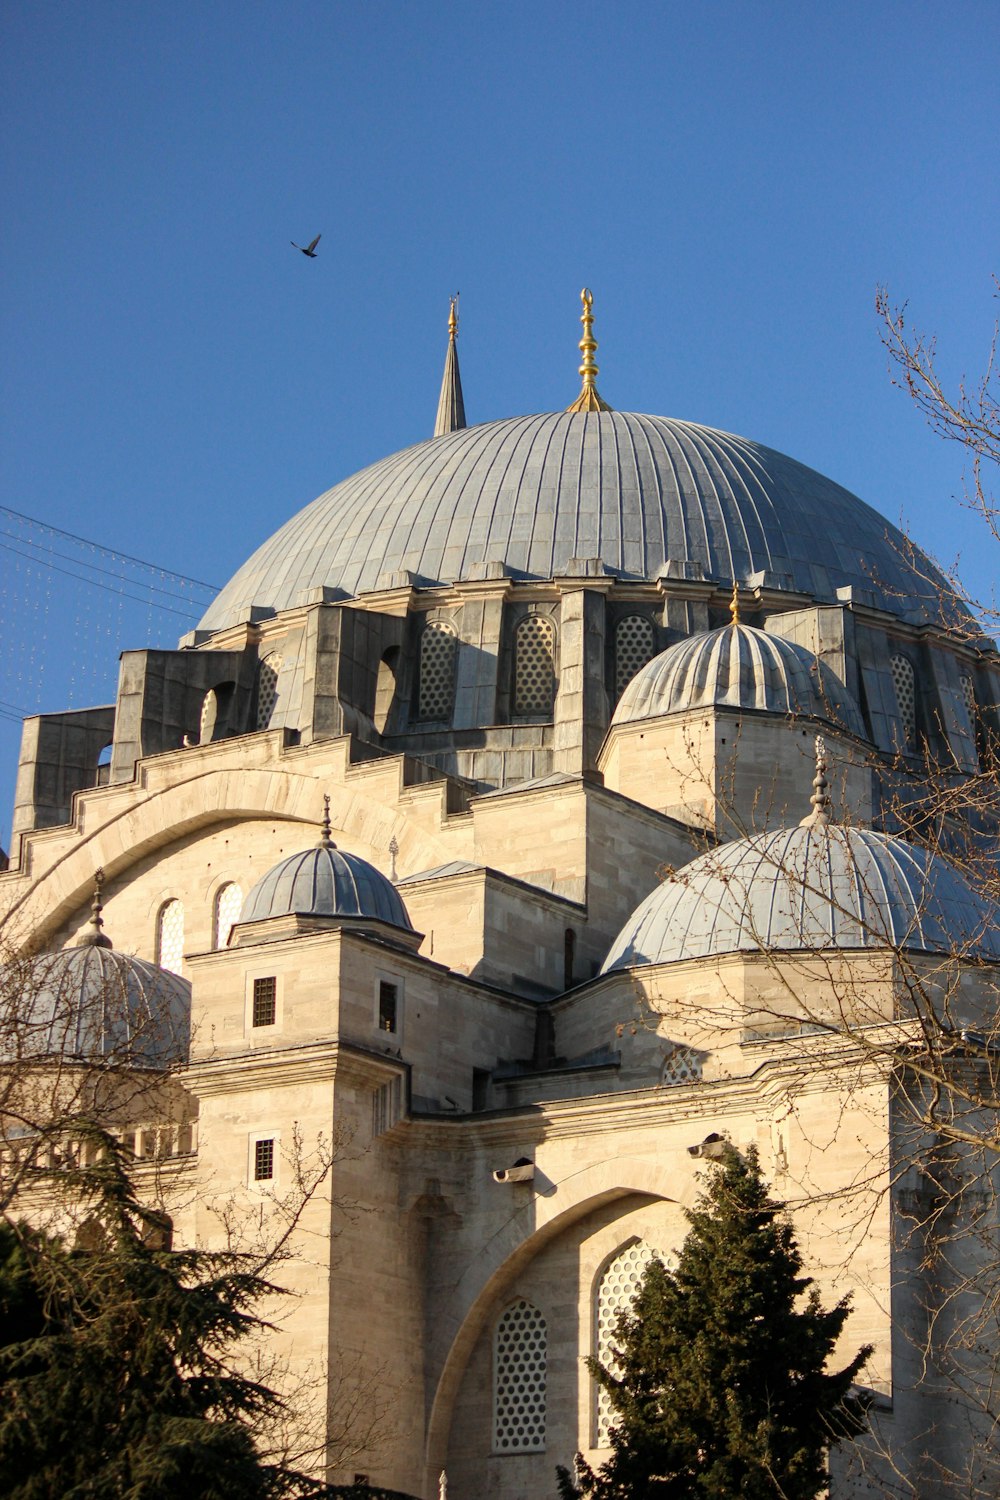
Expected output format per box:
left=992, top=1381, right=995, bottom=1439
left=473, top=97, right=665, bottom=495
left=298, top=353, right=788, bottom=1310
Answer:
left=660, top=1046, right=702, bottom=1086
left=514, top=616, right=555, bottom=716
left=494, top=1300, right=547, bottom=1453
left=214, top=883, right=243, bottom=949
left=595, top=1243, right=668, bottom=1445
left=890, top=654, right=916, bottom=746
left=615, top=615, right=656, bottom=698
left=418, top=623, right=458, bottom=721
left=257, top=653, right=283, bottom=730
left=960, top=675, right=976, bottom=721
left=157, top=899, right=185, bottom=975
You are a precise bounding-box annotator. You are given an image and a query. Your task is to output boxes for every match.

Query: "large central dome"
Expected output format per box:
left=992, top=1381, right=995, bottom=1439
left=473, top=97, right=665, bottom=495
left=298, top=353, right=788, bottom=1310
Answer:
left=199, top=411, right=946, bottom=635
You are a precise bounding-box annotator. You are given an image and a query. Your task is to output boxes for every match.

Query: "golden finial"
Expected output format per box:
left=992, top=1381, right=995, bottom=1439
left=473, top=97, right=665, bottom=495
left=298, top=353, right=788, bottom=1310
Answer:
left=448, top=294, right=459, bottom=342
left=319, top=794, right=336, bottom=848
left=729, top=580, right=741, bottom=626
left=566, top=287, right=612, bottom=413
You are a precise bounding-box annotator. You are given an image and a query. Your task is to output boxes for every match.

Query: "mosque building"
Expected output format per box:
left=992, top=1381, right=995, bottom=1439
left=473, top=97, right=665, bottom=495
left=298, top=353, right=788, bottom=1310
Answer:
left=2, top=291, right=999, bottom=1498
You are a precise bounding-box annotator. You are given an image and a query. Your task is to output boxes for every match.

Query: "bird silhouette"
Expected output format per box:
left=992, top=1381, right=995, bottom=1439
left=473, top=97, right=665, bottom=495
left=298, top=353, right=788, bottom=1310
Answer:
left=291, top=234, right=321, bottom=258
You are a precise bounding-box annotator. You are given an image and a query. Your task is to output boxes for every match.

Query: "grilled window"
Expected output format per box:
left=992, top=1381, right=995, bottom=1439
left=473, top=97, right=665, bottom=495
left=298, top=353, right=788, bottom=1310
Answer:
left=494, top=1300, right=547, bottom=1453
left=595, top=1243, right=668, bottom=1444
left=513, top=615, right=555, bottom=716
left=418, top=622, right=458, bottom=721
left=378, top=980, right=398, bottom=1034
left=214, top=882, right=243, bottom=949
left=890, top=654, right=916, bottom=747
left=257, top=653, right=283, bottom=729
left=252, top=976, right=277, bottom=1028
left=253, top=1138, right=275, bottom=1182
left=615, top=615, right=656, bottom=698
left=157, top=899, right=184, bottom=975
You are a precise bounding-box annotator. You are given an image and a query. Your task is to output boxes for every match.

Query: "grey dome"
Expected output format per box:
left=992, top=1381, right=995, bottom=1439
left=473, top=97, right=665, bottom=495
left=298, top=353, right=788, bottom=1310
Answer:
left=602, top=825, right=1000, bottom=971
left=241, top=842, right=413, bottom=931
left=3, top=947, right=191, bottom=1067
left=611, top=622, right=864, bottom=736
left=199, top=412, right=954, bottom=634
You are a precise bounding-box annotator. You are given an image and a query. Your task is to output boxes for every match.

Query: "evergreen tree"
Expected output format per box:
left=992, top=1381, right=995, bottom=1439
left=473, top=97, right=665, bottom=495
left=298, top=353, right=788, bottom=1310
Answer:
left=558, top=1147, right=872, bottom=1500
left=0, top=1129, right=322, bottom=1500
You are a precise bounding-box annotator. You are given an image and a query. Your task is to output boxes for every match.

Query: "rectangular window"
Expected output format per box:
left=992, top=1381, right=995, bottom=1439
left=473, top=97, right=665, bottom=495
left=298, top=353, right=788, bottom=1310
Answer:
left=252, top=976, right=277, bottom=1027
left=378, top=980, right=398, bottom=1034
left=254, top=1138, right=275, bottom=1182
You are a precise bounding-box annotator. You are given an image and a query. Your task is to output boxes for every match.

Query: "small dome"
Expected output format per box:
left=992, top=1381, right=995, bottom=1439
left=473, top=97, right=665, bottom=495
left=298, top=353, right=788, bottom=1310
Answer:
left=241, top=840, right=413, bottom=931
left=2, top=946, right=191, bottom=1067
left=602, top=824, right=1000, bottom=971
left=611, top=622, right=864, bottom=736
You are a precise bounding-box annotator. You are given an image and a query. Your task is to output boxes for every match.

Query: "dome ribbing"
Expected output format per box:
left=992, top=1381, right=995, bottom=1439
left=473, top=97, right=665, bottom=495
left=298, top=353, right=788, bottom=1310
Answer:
left=241, top=842, right=413, bottom=931
left=198, top=412, right=955, bottom=633
left=602, top=825, right=1000, bottom=972
left=611, top=621, right=864, bottom=735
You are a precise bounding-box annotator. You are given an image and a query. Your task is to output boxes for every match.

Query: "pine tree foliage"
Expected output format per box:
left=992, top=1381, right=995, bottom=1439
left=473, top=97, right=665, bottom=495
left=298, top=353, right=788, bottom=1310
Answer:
left=0, top=1127, right=323, bottom=1500
left=558, top=1147, right=873, bottom=1500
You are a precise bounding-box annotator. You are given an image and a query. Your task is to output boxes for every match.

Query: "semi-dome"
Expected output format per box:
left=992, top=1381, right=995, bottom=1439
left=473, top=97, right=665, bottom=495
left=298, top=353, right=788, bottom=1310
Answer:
left=198, top=412, right=953, bottom=634
left=611, top=619, right=864, bottom=736
left=2, top=945, right=191, bottom=1067
left=241, top=826, right=413, bottom=932
left=602, top=822, right=1000, bottom=972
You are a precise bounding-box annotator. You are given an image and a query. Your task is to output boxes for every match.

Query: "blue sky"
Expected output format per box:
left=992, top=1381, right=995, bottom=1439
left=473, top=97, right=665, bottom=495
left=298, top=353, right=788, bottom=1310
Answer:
left=1, top=1, right=997, bottom=845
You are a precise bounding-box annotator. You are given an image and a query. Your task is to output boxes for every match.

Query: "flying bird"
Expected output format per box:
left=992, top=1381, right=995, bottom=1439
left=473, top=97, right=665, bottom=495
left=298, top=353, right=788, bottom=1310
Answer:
left=291, top=234, right=321, bottom=258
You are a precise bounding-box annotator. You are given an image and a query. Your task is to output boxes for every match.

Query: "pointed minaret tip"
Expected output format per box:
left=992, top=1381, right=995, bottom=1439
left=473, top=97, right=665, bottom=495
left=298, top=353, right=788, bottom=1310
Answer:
left=433, top=294, right=467, bottom=437
left=566, top=287, right=612, bottom=413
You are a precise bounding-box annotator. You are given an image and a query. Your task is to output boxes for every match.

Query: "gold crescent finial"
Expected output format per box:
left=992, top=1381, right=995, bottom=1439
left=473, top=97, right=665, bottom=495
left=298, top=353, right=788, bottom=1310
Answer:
left=566, top=287, right=612, bottom=413
left=730, top=580, right=741, bottom=626
left=448, top=293, right=459, bottom=342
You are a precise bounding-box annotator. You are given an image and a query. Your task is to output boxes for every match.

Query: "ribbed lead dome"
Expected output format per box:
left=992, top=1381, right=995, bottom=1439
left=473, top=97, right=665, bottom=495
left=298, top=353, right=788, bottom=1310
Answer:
left=2, top=947, right=191, bottom=1067
left=611, top=622, right=864, bottom=735
left=241, top=842, right=413, bottom=931
left=602, top=825, right=1000, bottom=971
left=199, top=412, right=953, bottom=633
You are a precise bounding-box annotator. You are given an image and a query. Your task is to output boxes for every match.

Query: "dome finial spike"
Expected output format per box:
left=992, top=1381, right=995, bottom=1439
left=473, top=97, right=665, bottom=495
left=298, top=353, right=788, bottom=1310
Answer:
left=566, top=287, right=612, bottom=413
left=79, top=867, right=113, bottom=948
left=433, top=293, right=467, bottom=437
left=320, top=794, right=336, bottom=849
left=800, top=735, right=832, bottom=827
left=729, top=580, right=741, bottom=626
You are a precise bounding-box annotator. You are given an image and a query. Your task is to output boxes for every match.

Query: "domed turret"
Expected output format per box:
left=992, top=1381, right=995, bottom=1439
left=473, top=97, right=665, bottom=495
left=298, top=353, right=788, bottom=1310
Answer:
left=239, top=799, right=413, bottom=933
left=611, top=610, right=863, bottom=735
left=2, top=873, right=190, bottom=1067
left=603, top=741, right=1000, bottom=972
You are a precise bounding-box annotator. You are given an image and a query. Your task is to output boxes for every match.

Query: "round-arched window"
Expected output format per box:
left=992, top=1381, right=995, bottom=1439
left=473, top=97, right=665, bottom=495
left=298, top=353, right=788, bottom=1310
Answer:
left=417, top=622, right=458, bottom=722
left=214, top=882, right=243, bottom=949
left=156, top=899, right=184, bottom=975
left=514, top=616, right=555, bottom=717
left=494, top=1298, right=547, bottom=1453
left=257, top=653, right=283, bottom=730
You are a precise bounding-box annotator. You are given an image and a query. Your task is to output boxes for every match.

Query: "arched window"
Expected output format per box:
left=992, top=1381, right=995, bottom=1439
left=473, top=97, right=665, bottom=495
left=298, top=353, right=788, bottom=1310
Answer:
left=157, top=899, right=184, bottom=975
left=214, top=882, right=243, bottom=949
left=375, top=647, right=399, bottom=734
left=95, top=743, right=113, bottom=787
left=256, top=653, right=283, bottom=730
left=513, top=615, right=555, bottom=717
left=494, top=1299, right=547, bottom=1453
left=890, top=653, right=916, bottom=747
left=417, top=623, right=458, bottom=721
left=594, top=1241, right=666, bottom=1445
left=615, top=615, right=655, bottom=698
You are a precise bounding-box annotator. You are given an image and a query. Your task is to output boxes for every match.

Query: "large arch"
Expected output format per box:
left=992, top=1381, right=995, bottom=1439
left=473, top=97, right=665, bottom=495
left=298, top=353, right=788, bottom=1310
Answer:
left=4, top=749, right=460, bottom=949
left=422, top=1154, right=701, bottom=1492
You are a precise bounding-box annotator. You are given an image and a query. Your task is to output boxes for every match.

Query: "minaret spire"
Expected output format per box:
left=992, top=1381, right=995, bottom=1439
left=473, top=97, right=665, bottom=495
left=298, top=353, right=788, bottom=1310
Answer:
left=433, top=294, right=467, bottom=437
left=566, top=288, right=612, bottom=413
